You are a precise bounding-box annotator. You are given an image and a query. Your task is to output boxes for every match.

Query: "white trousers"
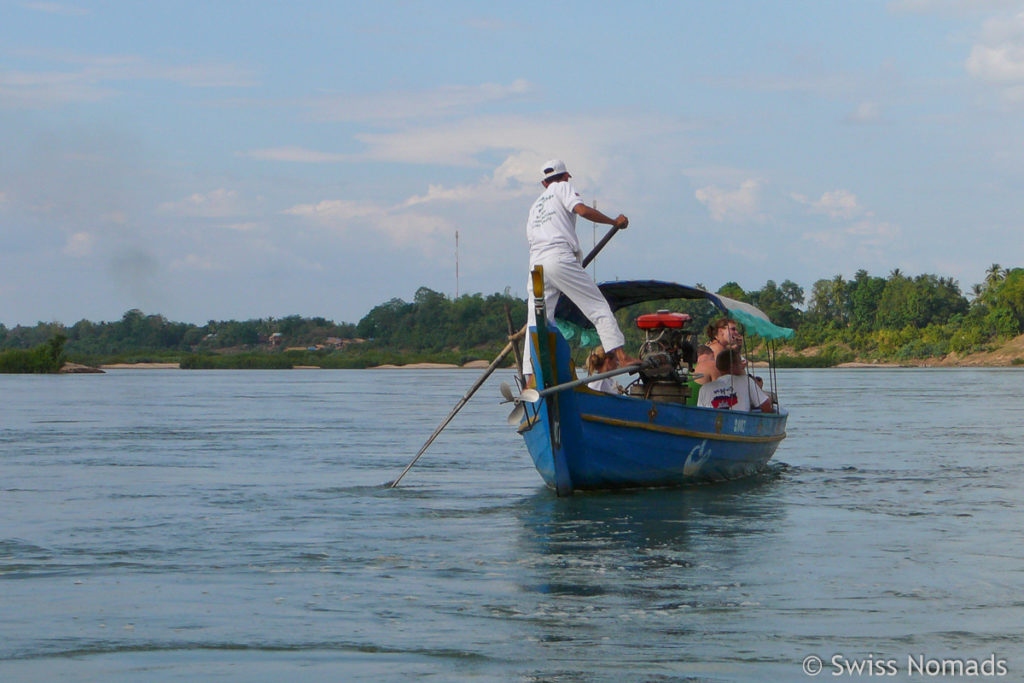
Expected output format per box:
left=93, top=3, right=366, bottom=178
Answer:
left=522, top=253, right=625, bottom=376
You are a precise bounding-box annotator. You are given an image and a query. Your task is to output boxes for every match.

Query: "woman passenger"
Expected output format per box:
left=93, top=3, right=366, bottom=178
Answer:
left=706, top=317, right=744, bottom=356
left=585, top=346, right=622, bottom=394
left=705, top=317, right=744, bottom=381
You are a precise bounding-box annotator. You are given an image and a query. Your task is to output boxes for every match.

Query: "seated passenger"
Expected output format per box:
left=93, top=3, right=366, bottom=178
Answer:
left=704, top=317, right=744, bottom=381
left=697, top=350, right=774, bottom=412
left=705, top=317, right=744, bottom=357
left=693, top=344, right=716, bottom=385
left=753, top=375, right=778, bottom=404
left=585, top=345, right=622, bottom=394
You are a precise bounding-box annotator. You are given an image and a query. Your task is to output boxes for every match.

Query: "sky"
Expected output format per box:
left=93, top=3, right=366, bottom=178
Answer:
left=3, top=0, right=1024, bottom=327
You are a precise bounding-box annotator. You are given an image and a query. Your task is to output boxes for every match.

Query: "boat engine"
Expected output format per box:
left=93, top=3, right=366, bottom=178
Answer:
left=626, top=310, right=699, bottom=403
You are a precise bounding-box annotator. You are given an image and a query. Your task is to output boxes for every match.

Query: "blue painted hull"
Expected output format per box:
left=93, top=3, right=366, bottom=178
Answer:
left=517, top=328, right=788, bottom=492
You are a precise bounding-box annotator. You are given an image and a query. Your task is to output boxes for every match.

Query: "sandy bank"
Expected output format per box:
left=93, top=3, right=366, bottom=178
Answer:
left=60, top=362, right=105, bottom=374
left=835, top=362, right=905, bottom=368
left=100, top=362, right=180, bottom=369
left=371, top=361, right=490, bottom=369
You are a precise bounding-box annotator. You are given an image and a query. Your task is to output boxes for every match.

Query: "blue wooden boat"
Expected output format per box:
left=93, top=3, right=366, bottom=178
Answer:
left=508, top=272, right=792, bottom=496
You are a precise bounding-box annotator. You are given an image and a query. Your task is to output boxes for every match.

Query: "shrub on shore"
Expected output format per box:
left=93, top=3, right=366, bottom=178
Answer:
left=0, top=335, right=66, bottom=373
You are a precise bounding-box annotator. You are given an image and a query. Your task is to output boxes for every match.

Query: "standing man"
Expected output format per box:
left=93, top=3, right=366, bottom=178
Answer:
left=522, top=159, right=639, bottom=382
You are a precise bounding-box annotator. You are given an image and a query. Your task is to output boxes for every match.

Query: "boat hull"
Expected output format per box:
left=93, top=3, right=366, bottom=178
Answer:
left=518, top=328, right=787, bottom=492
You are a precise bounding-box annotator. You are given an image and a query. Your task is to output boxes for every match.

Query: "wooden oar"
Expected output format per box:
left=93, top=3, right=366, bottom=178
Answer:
left=519, top=362, right=644, bottom=403
left=581, top=223, right=623, bottom=269
left=504, top=303, right=524, bottom=385
left=388, top=329, right=523, bottom=489
left=388, top=222, right=625, bottom=488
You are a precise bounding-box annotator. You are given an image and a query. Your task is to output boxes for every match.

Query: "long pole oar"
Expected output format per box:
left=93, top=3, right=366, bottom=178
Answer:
left=388, top=330, right=523, bottom=488
left=523, top=362, right=643, bottom=402
left=581, top=224, right=623, bottom=269
left=505, top=361, right=647, bottom=426
left=504, top=303, right=524, bottom=386
left=388, top=222, right=625, bottom=488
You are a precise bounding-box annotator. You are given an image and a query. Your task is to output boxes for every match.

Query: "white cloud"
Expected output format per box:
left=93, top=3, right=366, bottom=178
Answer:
left=848, top=219, right=901, bottom=247
left=694, top=180, right=762, bottom=223
left=800, top=228, right=846, bottom=250
left=463, top=16, right=517, bottom=31
left=101, top=210, right=127, bottom=225
left=403, top=184, right=480, bottom=207
left=152, top=63, right=257, bottom=88
left=157, top=189, right=246, bottom=218
left=890, top=0, right=1018, bottom=14
left=243, top=146, right=348, bottom=163
left=305, top=79, right=531, bottom=123
left=283, top=199, right=382, bottom=222
left=846, top=101, right=882, bottom=123
left=240, top=112, right=678, bottom=227
left=21, top=2, right=89, bottom=15
left=402, top=157, right=538, bottom=209
left=967, top=42, right=1024, bottom=81
left=0, top=52, right=256, bottom=108
left=345, top=113, right=665, bottom=177
left=792, top=189, right=866, bottom=220
left=225, top=222, right=260, bottom=232
left=966, top=11, right=1024, bottom=98
left=62, top=231, right=94, bottom=257
left=0, top=69, right=115, bottom=107
left=801, top=219, right=901, bottom=252
left=283, top=197, right=451, bottom=247
left=376, top=212, right=452, bottom=244
left=794, top=186, right=899, bottom=256
left=170, top=253, right=221, bottom=272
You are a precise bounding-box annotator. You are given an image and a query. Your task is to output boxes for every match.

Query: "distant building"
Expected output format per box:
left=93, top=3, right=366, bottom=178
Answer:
left=269, top=332, right=284, bottom=347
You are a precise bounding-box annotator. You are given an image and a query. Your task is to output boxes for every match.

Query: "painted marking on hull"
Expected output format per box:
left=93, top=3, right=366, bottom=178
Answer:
left=683, top=440, right=711, bottom=476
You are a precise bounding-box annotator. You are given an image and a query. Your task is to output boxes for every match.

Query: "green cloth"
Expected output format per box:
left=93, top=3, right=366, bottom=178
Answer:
left=728, top=308, right=794, bottom=340
left=554, top=318, right=601, bottom=348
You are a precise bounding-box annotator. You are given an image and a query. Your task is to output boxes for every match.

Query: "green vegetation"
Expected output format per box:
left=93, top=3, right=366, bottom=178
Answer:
left=179, top=353, right=295, bottom=370
left=0, top=289, right=526, bottom=370
left=781, top=266, right=1017, bottom=363
left=589, top=265, right=1022, bottom=367
left=0, top=334, right=66, bottom=373
left=3, top=266, right=1024, bottom=370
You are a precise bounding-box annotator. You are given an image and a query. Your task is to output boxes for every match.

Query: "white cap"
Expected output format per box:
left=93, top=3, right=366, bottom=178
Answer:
left=541, top=159, right=569, bottom=181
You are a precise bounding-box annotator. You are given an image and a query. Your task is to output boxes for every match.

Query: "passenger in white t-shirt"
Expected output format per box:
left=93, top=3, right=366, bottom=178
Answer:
left=697, top=350, right=774, bottom=412
left=522, top=159, right=638, bottom=383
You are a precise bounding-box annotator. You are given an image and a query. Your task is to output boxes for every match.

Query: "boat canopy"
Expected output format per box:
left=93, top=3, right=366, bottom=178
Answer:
left=552, top=279, right=795, bottom=342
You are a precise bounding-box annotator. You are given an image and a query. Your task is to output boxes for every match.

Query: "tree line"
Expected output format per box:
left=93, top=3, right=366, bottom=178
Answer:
left=783, top=265, right=1022, bottom=362
left=0, top=309, right=358, bottom=358
left=2, top=265, right=1023, bottom=369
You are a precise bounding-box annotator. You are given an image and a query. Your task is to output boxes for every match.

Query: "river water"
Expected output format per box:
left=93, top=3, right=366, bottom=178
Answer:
left=2, top=368, right=1022, bottom=681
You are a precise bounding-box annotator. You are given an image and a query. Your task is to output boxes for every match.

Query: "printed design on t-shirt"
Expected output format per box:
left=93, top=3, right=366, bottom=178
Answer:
left=710, top=388, right=738, bottom=410
left=529, top=192, right=554, bottom=229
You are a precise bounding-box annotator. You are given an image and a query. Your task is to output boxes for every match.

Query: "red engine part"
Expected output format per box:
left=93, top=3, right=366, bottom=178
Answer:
left=635, top=311, right=692, bottom=329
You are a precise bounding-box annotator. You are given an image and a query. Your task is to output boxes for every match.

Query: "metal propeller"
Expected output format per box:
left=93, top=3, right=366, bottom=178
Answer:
left=502, top=384, right=540, bottom=425
left=507, top=403, right=526, bottom=426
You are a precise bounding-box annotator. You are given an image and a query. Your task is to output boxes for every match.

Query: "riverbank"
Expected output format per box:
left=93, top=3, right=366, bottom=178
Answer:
left=63, top=360, right=496, bottom=371
left=52, top=333, right=1024, bottom=372
left=371, top=360, right=491, bottom=369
